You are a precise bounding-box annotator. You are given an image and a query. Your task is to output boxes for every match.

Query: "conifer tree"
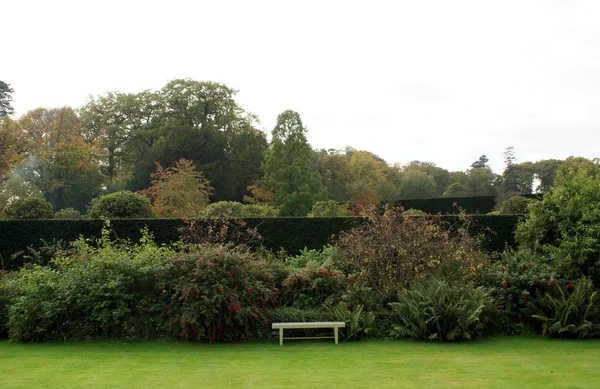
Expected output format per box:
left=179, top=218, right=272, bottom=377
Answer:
left=263, top=110, right=327, bottom=216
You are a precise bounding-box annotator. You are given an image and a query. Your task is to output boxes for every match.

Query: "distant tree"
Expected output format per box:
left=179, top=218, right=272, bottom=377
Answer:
left=18, top=107, right=104, bottom=211
left=466, top=167, right=498, bottom=196
left=0, top=116, right=28, bottom=181
left=533, top=159, right=563, bottom=193
left=263, top=110, right=327, bottom=216
left=398, top=170, right=438, bottom=199
left=316, top=152, right=352, bottom=202
left=402, top=161, right=450, bottom=196
left=471, top=155, right=489, bottom=169
left=140, top=158, right=212, bottom=218
left=201, top=201, right=244, bottom=218
left=239, top=204, right=279, bottom=217
left=0, top=81, right=14, bottom=117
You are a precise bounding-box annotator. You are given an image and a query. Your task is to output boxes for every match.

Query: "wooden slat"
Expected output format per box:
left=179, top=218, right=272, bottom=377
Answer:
left=283, top=337, right=335, bottom=340
left=272, top=322, right=345, bottom=329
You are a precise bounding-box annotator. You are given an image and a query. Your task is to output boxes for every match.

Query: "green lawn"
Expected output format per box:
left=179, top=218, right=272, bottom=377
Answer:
left=1, top=337, right=598, bottom=388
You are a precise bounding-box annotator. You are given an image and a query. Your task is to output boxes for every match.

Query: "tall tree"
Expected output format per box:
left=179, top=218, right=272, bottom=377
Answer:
left=80, top=91, right=164, bottom=190
left=401, top=161, right=450, bottom=197
left=263, top=110, right=327, bottom=216
left=0, top=81, right=14, bottom=117
left=19, top=107, right=104, bottom=211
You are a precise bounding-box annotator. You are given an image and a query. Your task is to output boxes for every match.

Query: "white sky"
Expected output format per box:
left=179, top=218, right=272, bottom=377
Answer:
left=3, top=0, right=600, bottom=173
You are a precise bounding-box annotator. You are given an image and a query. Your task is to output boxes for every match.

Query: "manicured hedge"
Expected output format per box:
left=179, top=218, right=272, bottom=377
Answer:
left=396, top=195, right=540, bottom=215
left=0, top=215, right=521, bottom=270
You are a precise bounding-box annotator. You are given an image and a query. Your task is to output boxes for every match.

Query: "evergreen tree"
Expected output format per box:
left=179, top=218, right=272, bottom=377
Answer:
left=263, top=110, right=327, bottom=216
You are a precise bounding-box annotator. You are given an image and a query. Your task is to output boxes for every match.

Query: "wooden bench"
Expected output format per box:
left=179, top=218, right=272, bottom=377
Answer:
left=272, top=322, right=346, bottom=345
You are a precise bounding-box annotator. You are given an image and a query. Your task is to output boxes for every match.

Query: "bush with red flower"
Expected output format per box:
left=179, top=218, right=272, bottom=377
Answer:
left=159, top=244, right=277, bottom=342
left=280, top=262, right=372, bottom=309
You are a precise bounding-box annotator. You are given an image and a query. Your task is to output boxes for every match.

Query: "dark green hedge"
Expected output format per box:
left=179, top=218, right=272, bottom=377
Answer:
left=396, top=194, right=540, bottom=215
left=0, top=215, right=521, bottom=270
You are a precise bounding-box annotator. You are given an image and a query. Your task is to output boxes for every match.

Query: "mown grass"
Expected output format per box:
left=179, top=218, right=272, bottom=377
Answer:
left=1, top=337, right=598, bottom=388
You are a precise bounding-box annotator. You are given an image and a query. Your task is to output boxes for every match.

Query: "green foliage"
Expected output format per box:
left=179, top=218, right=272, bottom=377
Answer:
left=159, top=244, right=276, bottom=342
left=0, top=272, right=17, bottom=338
left=308, top=201, right=352, bottom=217
left=495, top=196, right=535, bottom=214
left=54, top=208, right=83, bottom=219
left=263, top=110, right=327, bottom=216
left=325, top=302, right=375, bottom=341
left=398, top=170, right=438, bottom=199
left=486, top=248, right=553, bottom=325
left=389, top=279, right=493, bottom=341
left=531, top=279, right=600, bottom=338
left=285, top=246, right=341, bottom=269
left=515, top=159, right=600, bottom=283
left=4, top=197, right=53, bottom=219
left=7, top=226, right=171, bottom=341
left=201, top=201, right=244, bottom=218
left=89, top=191, right=154, bottom=219
left=239, top=204, right=279, bottom=217
left=336, top=208, right=489, bottom=304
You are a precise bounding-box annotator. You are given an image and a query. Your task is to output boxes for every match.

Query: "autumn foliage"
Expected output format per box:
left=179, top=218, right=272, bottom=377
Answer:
left=140, top=158, right=213, bottom=218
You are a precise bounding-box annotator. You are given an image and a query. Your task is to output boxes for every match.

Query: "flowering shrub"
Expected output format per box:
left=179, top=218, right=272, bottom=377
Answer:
left=159, top=244, right=276, bottom=342
left=280, top=262, right=372, bottom=309
left=486, top=248, right=554, bottom=329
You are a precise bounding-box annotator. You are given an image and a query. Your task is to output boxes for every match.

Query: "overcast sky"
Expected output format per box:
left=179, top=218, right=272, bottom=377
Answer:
left=3, top=0, right=599, bottom=173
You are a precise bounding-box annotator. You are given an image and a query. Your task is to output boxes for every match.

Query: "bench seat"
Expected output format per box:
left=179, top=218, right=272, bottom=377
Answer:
left=272, top=321, right=345, bottom=345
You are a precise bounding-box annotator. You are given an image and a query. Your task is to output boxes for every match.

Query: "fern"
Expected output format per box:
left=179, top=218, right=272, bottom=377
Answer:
left=531, top=279, right=600, bottom=338
left=325, top=302, right=375, bottom=341
left=388, top=279, right=492, bottom=341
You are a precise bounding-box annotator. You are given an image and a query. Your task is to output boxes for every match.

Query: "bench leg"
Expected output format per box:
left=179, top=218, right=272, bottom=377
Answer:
left=279, top=328, right=284, bottom=346
left=334, top=327, right=339, bottom=344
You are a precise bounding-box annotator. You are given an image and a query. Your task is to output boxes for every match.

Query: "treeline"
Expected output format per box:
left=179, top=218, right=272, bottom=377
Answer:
left=0, top=79, right=585, bottom=217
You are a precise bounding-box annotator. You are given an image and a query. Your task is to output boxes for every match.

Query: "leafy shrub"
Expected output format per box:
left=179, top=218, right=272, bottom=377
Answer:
left=325, top=302, right=375, bottom=341
left=159, top=244, right=276, bottom=342
left=280, top=262, right=372, bottom=309
left=89, top=191, right=154, bottom=219
left=7, top=226, right=170, bottom=342
left=336, top=207, right=489, bottom=304
left=285, top=246, right=341, bottom=269
left=389, top=279, right=493, bottom=341
left=494, top=196, right=535, bottom=214
left=308, top=201, right=352, bottom=217
left=0, top=272, right=17, bottom=338
left=54, top=208, right=83, bottom=219
left=486, top=248, right=553, bottom=324
left=531, top=279, right=600, bottom=338
left=240, top=204, right=279, bottom=217
left=515, top=159, right=600, bottom=284
left=10, top=238, right=74, bottom=267
left=4, top=197, right=53, bottom=219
